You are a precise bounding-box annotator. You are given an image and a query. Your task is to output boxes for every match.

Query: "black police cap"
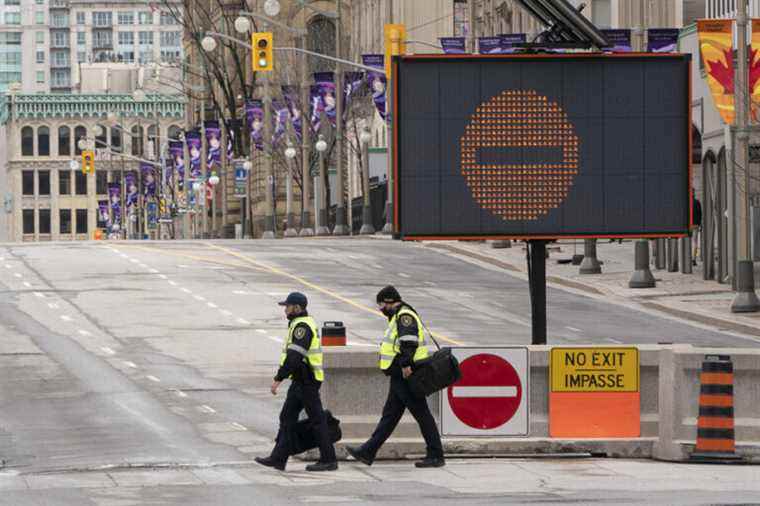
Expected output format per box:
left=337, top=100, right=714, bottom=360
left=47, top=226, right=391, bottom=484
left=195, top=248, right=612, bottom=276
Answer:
left=278, top=292, right=308, bottom=307
left=376, top=285, right=401, bottom=304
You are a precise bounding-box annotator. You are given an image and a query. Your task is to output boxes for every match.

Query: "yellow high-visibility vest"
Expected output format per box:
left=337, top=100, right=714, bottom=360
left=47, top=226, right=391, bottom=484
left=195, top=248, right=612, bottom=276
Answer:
left=378, top=307, right=428, bottom=370
left=279, top=316, right=324, bottom=382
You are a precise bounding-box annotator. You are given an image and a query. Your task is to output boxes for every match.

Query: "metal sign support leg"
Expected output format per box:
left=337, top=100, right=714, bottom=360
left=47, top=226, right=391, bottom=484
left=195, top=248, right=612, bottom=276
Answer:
left=528, top=240, right=547, bottom=345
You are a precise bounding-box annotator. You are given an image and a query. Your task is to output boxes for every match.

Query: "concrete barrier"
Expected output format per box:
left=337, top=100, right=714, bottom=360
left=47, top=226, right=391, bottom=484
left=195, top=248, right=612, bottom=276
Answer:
left=318, top=345, right=760, bottom=462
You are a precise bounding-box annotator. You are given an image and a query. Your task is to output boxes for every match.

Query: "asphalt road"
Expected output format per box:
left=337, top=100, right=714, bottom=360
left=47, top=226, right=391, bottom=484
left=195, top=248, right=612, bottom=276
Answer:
left=0, top=238, right=756, bottom=504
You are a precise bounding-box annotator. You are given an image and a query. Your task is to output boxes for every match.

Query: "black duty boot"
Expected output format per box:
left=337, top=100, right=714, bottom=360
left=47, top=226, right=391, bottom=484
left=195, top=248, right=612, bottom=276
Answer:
left=306, top=461, right=338, bottom=472
left=415, top=457, right=445, bottom=468
left=345, top=445, right=373, bottom=466
left=254, top=456, right=286, bottom=471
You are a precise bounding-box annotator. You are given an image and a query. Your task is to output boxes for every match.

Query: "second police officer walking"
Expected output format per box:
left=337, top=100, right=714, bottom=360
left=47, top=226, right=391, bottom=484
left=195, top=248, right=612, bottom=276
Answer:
left=346, top=285, right=445, bottom=468
left=255, top=292, right=338, bottom=472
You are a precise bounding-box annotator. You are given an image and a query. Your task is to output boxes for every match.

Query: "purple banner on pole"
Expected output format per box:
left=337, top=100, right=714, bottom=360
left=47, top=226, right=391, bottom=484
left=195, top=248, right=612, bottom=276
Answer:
left=186, top=131, right=201, bottom=179
left=246, top=100, right=264, bottom=151
left=98, top=200, right=110, bottom=226
left=601, top=29, right=632, bottom=52
left=310, top=84, right=324, bottom=132
left=108, top=183, right=121, bottom=228
left=647, top=28, right=679, bottom=53
left=141, top=162, right=156, bottom=197
left=343, top=71, right=364, bottom=122
left=500, top=33, right=526, bottom=53
left=362, top=54, right=386, bottom=120
left=273, top=100, right=288, bottom=144
left=478, top=36, right=502, bottom=54
left=169, top=140, right=184, bottom=190
left=315, top=72, right=336, bottom=127
left=282, top=85, right=302, bottom=142
left=226, top=124, right=234, bottom=162
left=205, top=121, right=221, bottom=170
left=440, top=37, right=466, bottom=54
left=125, top=171, right=138, bottom=208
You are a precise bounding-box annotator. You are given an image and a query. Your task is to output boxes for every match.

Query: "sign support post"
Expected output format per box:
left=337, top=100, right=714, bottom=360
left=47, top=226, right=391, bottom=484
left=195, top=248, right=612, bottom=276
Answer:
left=528, top=240, right=547, bottom=345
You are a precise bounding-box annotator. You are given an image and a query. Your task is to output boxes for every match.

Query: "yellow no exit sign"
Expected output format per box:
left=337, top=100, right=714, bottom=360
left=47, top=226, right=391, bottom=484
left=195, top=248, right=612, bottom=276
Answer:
left=550, top=347, right=639, bottom=393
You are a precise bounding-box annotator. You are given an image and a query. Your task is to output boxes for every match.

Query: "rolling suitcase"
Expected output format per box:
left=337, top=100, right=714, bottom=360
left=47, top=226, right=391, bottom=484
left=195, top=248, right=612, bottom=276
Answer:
left=284, top=410, right=342, bottom=455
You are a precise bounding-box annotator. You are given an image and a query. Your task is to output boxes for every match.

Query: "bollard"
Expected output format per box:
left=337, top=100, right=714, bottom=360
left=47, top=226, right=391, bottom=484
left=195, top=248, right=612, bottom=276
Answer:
left=579, top=239, right=601, bottom=274
left=321, top=321, right=346, bottom=346
left=691, top=355, right=742, bottom=462
left=730, top=260, right=760, bottom=313
left=655, top=238, right=666, bottom=270
left=667, top=238, right=679, bottom=272
left=680, top=236, right=692, bottom=274
left=629, top=240, right=656, bottom=288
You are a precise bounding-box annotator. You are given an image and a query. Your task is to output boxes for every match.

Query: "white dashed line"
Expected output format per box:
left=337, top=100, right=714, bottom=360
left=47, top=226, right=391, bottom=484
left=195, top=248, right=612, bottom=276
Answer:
left=256, top=329, right=267, bottom=334
left=13, top=273, right=22, bottom=278
left=120, top=254, right=129, bottom=259
left=181, top=288, right=192, bottom=294
left=33, top=292, right=45, bottom=298
left=148, top=269, right=159, bottom=274
left=78, top=329, right=92, bottom=336
left=267, top=336, right=283, bottom=343
left=193, top=295, right=206, bottom=301
left=158, top=274, right=168, bottom=279
left=111, top=249, right=120, bottom=254
left=206, top=302, right=218, bottom=308
left=231, top=422, right=248, bottom=431
left=174, top=389, right=188, bottom=398
left=22, top=281, right=31, bottom=287
left=123, top=361, right=137, bottom=368
left=101, top=347, right=116, bottom=356
left=168, top=280, right=178, bottom=286
left=47, top=303, right=59, bottom=309
left=129, top=259, right=139, bottom=264
left=4, top=264, right=12, bottom=269
left=199, top=405, right=216, bottom=414
left=398, top=273, right=411, bottom=278
left=565, top=326, right=581, bottom=332
left=219, top=309, right=233, bottom=316
left=60, top=315, right=73, bottom=322
left=146, top=375, right=161, bottom=383
left=373, top=264, right=383, bottom=269
left=237, top=318, right=251, bottom=325
left=606, top=338, right=623, bottom=344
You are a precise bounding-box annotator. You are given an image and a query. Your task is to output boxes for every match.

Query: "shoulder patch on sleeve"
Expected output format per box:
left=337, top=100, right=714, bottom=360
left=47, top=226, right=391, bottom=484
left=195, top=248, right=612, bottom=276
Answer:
left=399, top=314, right=414, bottom=327
left=294, top=326, right=307, bottom=339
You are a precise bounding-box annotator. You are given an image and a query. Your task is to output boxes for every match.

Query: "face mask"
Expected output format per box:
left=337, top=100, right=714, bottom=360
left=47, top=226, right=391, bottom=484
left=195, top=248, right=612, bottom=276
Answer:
left=381, top=306, right=395, bottom=318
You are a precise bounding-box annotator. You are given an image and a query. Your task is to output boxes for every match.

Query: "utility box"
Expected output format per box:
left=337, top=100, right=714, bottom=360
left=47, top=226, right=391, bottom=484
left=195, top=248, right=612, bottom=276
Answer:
left=322, top=321, right=346, bottom=347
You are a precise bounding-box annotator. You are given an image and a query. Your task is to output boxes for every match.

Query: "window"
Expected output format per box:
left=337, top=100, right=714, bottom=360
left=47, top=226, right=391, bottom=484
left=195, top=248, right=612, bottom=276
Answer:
left=138, top=31, right=153, bottom=45
left=0, top=32, right=21, bottom=44
left=138, top=11, right=152, bottom=24
left=39, top=209, right=50, bottom=234
left=75, top=171, right=87, bottom=195
left=58, top=126, right=70, bottom=156
left=35, top=0, right=43, bottom=4
left=96, top=171, right=107, bottom=194
left=131, top=125, right=143, bottom=156
left=38, top=171, right=50, bottom=195
left=51, top=69, right=69, bottom=87
left=74, top=126, right=86, bottom=154
left=21, top=127, right=33, bottom=156
left=0, top=52, right=21, bottom=65
left=138, top=50, right=152, bottom=64
left=95, top=124, right=107, bottom=148
left=117, top=51, right=134, bottom=63
left=22, top=171, right=34, bottom=195
left=76, top=12, right=85, bottom=25
left=35, top=12, right=44, bottom=24
left=77, top=31, right=85, bottom=45
left=22, top=210, right=34, bottom=234
left=92, top=11, right=112, bottom=27
left=36, top=31, right=44, bottom=44
left=36, top=51, right=44, bottom=63
left=118, top=31, right=133, bottom=45
left=59, top=170, right=71, bottom=194
left=160, top=11, right=177, bottom=25
left=75, top=209, right=87, bottom=234
left=160, top=50, right=179, bottom=63
left=168, top=125, right=181, bottom=141
left=147, top=125, right=158, bottom=158
left=77, top=51, right=86, bottom=63
left=4, top=0, right=20, bottom=5
left=111, top=125, right=122, bottom=151
left=118, top=11, right=133, bottom=25
left=36, top=71, right=45, bottom=83
left=160, top=31, right=180, bottom=47
left=52, top=51, right=69, bottom=67
left=93, top=31, right=112, bottom=48
left=52, top=31, right=68, bottom=47
left=59, top=209, right=71, bottom=234
left=4, top=13, right=21, bottom=25
left=51, top=13, right=68, bottom=27
left=37, top=126, right=50, bottom=156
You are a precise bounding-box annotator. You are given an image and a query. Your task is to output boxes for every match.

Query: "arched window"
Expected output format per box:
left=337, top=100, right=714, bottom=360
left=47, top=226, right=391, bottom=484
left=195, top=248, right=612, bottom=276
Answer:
left=58, top=126, right=71, bottom=156
left=147, top=125, right=158, bottom=159
left=111, top=124, right=122, bottom=152
left=131, top=125, right=144, bottom=156
left=168, top=125, right=182, bottom=142
left=307, top=15, right=336, bottom=73
left=21, top=126, right=34, bottom=156
left=37, top=126, right=50, bottom=156
left=74, top=125, right=86, bottom=155
left=95, top=124, right=108, bottom=149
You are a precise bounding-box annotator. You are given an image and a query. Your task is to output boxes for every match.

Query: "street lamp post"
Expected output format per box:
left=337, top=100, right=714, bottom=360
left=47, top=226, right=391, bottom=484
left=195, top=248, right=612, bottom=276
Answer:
left=208, top=170, right=220, bottom=237
left=284, top=142, right=298, bottom=237
left=332, top=0, right=348, bottom=236
left=359, top=126, right=374, bottom=235
left=315, top=135, right=330, bottom=235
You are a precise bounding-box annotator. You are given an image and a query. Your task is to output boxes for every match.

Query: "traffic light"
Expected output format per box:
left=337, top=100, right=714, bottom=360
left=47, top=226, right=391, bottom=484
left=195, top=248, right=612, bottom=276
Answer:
left=252, top=32, right=273, bottom=72
left=384, top=24, right=406, bottom=78
left=81, top=150, right=95, bottom=175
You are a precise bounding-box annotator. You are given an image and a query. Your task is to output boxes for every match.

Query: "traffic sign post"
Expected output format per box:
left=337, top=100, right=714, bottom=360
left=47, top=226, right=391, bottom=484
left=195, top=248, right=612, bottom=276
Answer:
left=441, top=347, right=529, bottom=437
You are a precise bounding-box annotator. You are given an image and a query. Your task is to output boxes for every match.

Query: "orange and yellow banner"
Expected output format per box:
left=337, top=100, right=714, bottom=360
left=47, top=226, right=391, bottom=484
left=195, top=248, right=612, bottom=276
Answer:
left=751, top=19, right=760, bottom=120
left=698, top=19, right=735, bottom=125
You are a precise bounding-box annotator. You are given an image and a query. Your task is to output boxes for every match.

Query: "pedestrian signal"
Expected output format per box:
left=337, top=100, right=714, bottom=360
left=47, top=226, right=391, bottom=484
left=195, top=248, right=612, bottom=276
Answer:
left=81, top=150, right=95, bottom=174
left=252, top=32, right=273, bottom=72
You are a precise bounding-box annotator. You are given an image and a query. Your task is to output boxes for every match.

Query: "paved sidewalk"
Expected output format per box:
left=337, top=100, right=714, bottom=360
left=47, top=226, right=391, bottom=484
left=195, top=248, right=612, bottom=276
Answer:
left=426, top=240, right=760, bottom=338
left=0, top=458, right=758, bottom=505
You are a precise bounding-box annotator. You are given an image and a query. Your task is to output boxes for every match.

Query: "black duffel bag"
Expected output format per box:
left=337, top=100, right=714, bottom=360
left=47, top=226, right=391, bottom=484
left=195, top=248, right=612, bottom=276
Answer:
left=407, top=321, right=461, bottom=398
left=284, top=410, right=342, bottom=455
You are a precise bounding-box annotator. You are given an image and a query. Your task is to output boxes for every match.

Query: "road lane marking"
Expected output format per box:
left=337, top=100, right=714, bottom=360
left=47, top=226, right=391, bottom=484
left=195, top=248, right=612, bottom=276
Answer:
left=220, top=309, right=233, bottom=316
left=13, top=273, right=21, bottom=278
left=47, top=303, right=59, bottom=309
left=146, top=375, right=161, bottom=383
left=60, top=315, right=73, bottom=322
left=451, top=386, right=518, bottom=398
left=193, top=295, right=206, bottom=301
left=168, top=280, right=178, bottom=286
left=267, top=336, right=283, bottom=343
left=78, top=329, right=92, bottom=336
left=112, top=249, right=120, bottom=254
left=129, top=259, right=140, bottom=264
left=174, top=389, right=188, bottom=398
left=398, top=273, right=411, bottom=278
left=120, top=254, right=129, bottom=259
left=149, top=269, right=159, bottom=274
left=373, top=264, right=383, bottom=269
left=123, top=361, right=137, bottom=368
left=199, top=405, right=216, bottom=414
left=237, top=318, right=251, bottom=325
left=205, top=243, right=463, bottom=346
left=207, top=302, right=218, bottom=308
left=424, top=281, right=436, bottom=286
left=256, top=329, right=267, bottom=334
left=117, top=244, right=265, bottom=272
left=231, top=422, right=248, bottom=431
left=158, top=274, right=168, bottom=279
left=565, top=326, right=581, bottom=332
left=4, top=264, right=12, bottom=269
left=22, top=281, right=31, bottom=287
left=181, top=288, right=192, bottom=294
left=606, top=338, right=623, bottom=344
left=33, top=292, right=45, bottom=298
left=101, top=347, right=116, bottom=355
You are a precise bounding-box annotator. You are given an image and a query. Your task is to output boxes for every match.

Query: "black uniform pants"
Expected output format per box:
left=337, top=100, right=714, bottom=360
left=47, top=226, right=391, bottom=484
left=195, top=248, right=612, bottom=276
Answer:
left=362, top=375, right=443, bottom=460
left=270, top=382, right=337, bottom=464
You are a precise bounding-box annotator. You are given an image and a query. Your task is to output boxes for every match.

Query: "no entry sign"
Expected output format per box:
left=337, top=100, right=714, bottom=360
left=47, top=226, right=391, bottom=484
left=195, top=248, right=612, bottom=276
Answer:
left=441, top=347, right=529, bottom=437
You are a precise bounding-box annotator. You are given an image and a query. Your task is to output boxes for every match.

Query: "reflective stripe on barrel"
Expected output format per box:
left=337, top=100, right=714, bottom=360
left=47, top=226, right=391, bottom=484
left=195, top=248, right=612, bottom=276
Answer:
left=694, top=358, right=735, bottom=455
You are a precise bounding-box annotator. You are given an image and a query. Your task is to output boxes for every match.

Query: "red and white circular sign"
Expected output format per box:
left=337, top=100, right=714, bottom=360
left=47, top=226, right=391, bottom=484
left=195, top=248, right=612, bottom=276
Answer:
left=441, top=348, right=529, bottom=437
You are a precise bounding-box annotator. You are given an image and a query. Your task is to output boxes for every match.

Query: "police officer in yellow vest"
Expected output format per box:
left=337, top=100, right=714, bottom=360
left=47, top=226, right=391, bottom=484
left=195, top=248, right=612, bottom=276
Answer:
left=346, top=285, right=445, bottom=468
left=255, top=292, right=338, bottom=472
